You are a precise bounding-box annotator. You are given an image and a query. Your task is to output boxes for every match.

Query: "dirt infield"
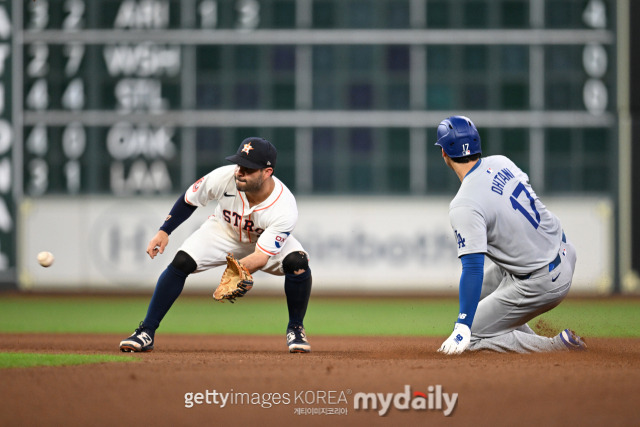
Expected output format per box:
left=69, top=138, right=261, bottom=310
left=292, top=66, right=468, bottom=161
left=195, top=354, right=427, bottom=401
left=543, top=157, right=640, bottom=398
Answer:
left=0, top=333, right=638, bottom=427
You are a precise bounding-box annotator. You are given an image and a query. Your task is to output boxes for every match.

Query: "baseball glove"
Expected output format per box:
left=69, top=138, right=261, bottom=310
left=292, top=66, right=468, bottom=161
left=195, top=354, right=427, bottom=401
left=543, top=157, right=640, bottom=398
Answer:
left=213, top=254, right=253, bottom=303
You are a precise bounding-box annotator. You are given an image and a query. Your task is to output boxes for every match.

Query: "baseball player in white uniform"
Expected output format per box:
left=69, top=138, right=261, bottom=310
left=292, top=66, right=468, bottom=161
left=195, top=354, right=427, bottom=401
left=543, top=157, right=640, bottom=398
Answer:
left=435, top=116, right=587, bottom=354
left=120, top=137, right=312, bottom=353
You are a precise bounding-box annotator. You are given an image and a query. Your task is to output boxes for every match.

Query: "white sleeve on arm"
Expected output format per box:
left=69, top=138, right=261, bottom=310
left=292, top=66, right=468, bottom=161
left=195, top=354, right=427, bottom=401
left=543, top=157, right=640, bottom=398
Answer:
left=255, top=214, right=297, bottom=256
left=184, top=166, right=232, bottom=207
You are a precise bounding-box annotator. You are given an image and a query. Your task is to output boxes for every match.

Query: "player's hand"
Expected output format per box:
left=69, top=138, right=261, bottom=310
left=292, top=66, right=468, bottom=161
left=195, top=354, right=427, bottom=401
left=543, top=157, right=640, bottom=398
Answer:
left=146, top=230, right=169, bottom=259
left=438, top=323, right=471, bottom=355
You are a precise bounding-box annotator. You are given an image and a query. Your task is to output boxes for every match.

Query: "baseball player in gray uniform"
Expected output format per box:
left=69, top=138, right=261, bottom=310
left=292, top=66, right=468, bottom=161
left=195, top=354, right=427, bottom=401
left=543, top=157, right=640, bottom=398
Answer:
left=435, top=116, right=587, bottom=354
left=119, top=137, right=312, bottom=353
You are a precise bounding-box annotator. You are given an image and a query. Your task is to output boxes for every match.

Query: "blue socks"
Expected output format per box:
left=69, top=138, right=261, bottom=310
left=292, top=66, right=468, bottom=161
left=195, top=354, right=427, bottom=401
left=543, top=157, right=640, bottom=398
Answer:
left=143, top=264, right=311, bottom=331
left=284, top=268, right=312, bottom=328
left=143, top=264, right=188, bottom=331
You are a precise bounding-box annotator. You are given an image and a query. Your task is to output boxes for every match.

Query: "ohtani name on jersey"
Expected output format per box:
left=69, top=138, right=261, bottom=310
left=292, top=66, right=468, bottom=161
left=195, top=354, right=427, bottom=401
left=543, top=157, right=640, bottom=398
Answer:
left=490, top=168, right=515, bottom=195
left=222, top=210, right=264, bottom=235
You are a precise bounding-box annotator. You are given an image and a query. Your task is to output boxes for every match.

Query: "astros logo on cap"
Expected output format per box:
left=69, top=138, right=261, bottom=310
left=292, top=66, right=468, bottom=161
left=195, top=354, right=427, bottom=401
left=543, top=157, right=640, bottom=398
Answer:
left=241, top=143, right=254, bottom=155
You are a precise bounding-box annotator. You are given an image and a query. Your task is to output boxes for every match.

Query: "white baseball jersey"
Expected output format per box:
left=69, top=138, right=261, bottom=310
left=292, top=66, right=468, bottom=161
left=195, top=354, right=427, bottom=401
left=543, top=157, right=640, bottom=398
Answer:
left=449, top=155, right=563, bottom=275
left=184, top=165, right=297, bottom=256
left=177, top=165, right=305, bottom=275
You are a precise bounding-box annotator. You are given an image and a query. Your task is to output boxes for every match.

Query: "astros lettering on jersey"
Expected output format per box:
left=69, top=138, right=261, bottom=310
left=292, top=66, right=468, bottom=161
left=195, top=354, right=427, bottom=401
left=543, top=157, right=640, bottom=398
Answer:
left=184, top=165, right=298, bottom=256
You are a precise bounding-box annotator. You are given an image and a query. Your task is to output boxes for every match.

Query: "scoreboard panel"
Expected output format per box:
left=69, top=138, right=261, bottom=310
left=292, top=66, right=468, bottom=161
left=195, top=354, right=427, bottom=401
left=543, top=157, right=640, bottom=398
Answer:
left=0, top=0, right=621, bottom=283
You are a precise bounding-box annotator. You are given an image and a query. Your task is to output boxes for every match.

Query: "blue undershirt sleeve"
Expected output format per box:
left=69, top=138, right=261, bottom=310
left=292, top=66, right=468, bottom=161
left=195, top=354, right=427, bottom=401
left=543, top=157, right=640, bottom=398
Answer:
left=159, top=192, right=198, bottom=235
left=456, top=253, right=485, bottom=328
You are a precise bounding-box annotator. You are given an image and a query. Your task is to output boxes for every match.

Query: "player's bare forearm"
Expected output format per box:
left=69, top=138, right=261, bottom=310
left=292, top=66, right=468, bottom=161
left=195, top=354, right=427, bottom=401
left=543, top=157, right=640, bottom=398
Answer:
left=146, top=230, right=169, bottom=259
left=239, top=249, right=270, bottom=274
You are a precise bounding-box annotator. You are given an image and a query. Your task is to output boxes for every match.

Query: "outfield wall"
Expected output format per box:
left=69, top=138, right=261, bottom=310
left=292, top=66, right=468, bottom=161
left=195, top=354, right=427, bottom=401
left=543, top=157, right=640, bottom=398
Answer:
left=18, top=197, right=613, bottom=294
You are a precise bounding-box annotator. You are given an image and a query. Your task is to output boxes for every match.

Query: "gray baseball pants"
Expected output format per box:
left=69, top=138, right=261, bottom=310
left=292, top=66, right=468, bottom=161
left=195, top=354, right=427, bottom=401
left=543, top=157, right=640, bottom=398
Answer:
left=468, top=237, right=577, bottom=353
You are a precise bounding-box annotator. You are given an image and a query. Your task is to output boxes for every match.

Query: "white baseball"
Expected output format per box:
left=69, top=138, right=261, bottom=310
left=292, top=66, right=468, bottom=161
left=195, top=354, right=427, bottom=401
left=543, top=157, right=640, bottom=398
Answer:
left=37, top=251, right=55, bottom=267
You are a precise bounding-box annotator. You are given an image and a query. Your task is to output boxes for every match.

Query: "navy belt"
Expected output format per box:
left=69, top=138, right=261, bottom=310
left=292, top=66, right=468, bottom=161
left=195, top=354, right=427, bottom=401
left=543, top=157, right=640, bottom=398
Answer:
left=515, top=232, right=566, bottom=281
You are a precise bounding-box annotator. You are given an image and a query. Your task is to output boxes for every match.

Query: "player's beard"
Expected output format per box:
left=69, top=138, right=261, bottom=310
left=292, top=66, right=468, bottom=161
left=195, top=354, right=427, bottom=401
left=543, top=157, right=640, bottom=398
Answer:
left=235, top=175, right=263, bottom=193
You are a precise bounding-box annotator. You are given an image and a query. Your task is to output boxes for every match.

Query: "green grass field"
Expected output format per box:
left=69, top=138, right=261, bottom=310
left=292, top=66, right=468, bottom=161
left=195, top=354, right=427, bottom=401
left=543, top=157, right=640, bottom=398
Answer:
left=0, top=294, right=637, bottom=368
left=0, top=294, right=638, bottom=338
left=0, top=352, right=137, bottom=368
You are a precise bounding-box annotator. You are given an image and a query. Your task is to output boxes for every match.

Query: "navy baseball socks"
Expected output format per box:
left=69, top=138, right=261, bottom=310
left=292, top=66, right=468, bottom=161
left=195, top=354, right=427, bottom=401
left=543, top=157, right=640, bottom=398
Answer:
left=121, top=264, right=312, bottom=353
left=119, top=264, right=188, bottom=352
left=284, top=269, right=312, bottom=353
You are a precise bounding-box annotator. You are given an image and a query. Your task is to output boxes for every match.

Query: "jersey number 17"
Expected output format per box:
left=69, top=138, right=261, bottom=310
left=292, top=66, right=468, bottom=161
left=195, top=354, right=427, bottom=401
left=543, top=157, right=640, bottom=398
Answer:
left=509, top=182, right=541, bottom=229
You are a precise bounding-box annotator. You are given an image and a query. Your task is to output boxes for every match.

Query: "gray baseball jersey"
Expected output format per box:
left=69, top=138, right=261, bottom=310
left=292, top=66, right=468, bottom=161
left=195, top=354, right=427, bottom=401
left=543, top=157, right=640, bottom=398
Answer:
left=449, top=155, right=563, bottom=275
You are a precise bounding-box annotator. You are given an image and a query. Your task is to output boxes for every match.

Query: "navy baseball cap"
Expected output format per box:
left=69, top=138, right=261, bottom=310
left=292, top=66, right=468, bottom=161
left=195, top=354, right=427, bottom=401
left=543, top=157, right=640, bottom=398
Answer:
left=225, top=137, right=277, bottom=170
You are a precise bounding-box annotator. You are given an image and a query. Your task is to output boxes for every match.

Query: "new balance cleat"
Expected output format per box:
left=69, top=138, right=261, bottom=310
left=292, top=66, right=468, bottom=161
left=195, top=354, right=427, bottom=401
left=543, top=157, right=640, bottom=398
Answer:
left=120, top=322, right=155, bottom=352
left=286, top=326, right=311, bottom=353
left=559, top=329, right=587, bottom=351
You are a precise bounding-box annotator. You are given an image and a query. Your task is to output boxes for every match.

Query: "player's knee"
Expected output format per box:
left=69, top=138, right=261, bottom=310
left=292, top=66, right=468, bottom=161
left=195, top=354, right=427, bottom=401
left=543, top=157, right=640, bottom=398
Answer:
left=170, top=250, right=197, bottom=275
left=282, top=251, right=309, bottom=275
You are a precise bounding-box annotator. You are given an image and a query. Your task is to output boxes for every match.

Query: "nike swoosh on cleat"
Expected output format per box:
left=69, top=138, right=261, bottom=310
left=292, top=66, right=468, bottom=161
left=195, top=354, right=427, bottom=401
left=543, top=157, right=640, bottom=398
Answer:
left=551, top=272, right=561, bottom=282
left=223, top=192, right=235, bottom=197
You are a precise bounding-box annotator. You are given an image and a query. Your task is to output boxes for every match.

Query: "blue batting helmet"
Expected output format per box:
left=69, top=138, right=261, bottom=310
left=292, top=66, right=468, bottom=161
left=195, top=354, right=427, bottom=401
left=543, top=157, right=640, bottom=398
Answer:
left=435, top=116, right=481, bottom=158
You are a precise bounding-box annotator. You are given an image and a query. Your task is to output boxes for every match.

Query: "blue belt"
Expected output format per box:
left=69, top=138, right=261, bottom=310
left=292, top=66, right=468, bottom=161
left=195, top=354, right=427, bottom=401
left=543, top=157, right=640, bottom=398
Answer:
left=515, top=232, right=566, bottom=281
